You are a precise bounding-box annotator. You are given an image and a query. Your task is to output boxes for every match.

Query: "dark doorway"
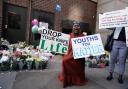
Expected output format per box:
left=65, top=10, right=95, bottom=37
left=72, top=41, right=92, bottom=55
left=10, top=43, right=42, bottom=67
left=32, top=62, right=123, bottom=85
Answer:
left=62, top=28, right=72, bottom=34
left=61, top=20, right=90, bottom=35
left=2, top=3, right=27, bottom=43
left=61, top=20, right=73, bottom=34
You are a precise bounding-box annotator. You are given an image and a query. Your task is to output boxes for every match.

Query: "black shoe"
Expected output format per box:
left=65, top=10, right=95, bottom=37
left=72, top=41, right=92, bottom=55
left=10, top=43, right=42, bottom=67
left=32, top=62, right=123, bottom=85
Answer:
left=63, top=83, right=67, bottom=88
left=106, top=75, right=113, bottom=81
left=118, top=76, right=124, bottom=84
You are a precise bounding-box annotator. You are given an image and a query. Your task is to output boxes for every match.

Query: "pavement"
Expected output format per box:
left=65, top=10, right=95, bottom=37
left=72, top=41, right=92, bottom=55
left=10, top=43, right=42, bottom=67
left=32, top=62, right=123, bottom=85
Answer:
left=0, top=55, right=128, bottom=89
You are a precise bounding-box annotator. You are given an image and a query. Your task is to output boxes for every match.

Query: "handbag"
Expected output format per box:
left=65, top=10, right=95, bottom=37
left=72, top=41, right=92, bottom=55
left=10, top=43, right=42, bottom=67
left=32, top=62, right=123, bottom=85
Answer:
left=104, top=30, right=115, bottom=52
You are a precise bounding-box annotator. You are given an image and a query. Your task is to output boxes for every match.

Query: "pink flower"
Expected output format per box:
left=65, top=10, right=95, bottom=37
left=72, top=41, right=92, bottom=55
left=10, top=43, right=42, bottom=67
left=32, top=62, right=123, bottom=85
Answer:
left=14, top=51, right=22, bottom=57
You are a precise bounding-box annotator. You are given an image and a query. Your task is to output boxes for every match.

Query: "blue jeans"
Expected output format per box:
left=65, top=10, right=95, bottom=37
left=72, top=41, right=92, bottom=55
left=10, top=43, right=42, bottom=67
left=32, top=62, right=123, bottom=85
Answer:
left=109, top=40, right=128, bottom=75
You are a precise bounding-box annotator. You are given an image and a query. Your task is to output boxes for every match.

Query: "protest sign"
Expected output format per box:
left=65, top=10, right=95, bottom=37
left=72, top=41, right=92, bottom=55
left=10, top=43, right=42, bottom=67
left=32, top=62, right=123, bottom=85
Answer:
left=39, top=22, right=48, bottom=29
left=99, top=8, right=128, bottom=29
left=39, top=28, right=69, bottom=54
left=71, top=34, right=105, bottom=59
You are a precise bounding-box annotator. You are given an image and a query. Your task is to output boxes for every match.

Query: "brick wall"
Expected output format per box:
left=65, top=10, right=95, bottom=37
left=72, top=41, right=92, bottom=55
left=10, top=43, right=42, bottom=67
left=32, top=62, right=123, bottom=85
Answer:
left=5, top=0, right=97, bottom=33
left=31, top=0, right=60, bottom=31
left=31, top=0, right=97, bottom=33
left=61, top=0, right=97, bottom=33
left=8, top=0, right=28, bottom=7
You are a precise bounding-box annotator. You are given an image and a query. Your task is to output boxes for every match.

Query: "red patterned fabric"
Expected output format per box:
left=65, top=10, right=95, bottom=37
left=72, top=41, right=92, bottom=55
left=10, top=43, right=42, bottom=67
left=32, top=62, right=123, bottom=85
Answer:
left=58, top=33, right=88, bottom=88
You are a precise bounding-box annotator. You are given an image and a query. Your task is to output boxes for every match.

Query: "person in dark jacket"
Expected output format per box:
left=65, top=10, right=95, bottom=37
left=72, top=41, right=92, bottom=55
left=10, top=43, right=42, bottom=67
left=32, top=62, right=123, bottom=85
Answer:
left=106, top=27, right=128, bottom=84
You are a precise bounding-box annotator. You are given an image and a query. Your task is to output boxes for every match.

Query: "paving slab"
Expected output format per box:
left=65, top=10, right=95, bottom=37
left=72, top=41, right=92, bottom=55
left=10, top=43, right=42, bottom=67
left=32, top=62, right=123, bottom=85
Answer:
left=0, top=55, right=128, bottom=89
left=0, top=72, right=16, bottom=89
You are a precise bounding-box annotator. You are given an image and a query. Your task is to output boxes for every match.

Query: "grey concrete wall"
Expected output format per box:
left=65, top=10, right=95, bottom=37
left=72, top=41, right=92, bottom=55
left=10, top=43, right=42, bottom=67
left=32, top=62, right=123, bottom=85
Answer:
left=96, top=0, right=128, bottom=44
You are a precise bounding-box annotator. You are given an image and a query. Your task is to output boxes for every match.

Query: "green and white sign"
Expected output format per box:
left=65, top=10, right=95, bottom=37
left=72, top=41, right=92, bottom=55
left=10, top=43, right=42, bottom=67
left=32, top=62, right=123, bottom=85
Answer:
left=39, top=28, right=70, bottom=54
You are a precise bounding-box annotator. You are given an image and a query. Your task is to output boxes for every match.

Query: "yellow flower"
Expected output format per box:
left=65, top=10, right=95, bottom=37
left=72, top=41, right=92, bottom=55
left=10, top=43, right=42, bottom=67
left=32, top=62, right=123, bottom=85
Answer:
left=35, top=58, right=42, bottom=62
